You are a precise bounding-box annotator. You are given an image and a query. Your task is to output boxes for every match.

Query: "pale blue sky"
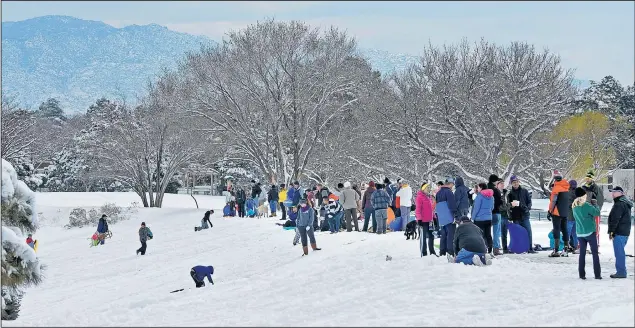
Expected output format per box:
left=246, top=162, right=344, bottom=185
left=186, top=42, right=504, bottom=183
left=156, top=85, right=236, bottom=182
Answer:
left=2, top=1, right=634, bottom=84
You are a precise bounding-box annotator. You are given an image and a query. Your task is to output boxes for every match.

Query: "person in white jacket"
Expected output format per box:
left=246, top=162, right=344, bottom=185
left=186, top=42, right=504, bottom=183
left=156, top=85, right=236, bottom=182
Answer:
left=396, top=180, right=413, bottom=231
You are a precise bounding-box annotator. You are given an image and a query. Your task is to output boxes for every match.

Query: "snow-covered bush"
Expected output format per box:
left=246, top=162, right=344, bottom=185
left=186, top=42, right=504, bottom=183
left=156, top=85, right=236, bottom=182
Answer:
left=64, top=203, right=136, bottom=229
left=1, top=159, right=44, bottom=320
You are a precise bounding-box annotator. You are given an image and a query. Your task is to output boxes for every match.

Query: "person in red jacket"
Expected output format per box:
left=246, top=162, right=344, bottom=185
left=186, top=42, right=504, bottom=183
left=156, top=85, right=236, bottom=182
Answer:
left=25, top=234, right=35, bottom=249
left=416, top=183, right=437, bottom=257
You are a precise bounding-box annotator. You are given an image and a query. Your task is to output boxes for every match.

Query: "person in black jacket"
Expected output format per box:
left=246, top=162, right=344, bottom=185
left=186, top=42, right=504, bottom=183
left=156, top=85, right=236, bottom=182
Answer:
left=452, top=216, right=492, bottom=266
left=488, top=175, right=504, bottom=255
left=607, top=186, right=633, bottom=278
left=236, top=187, right=247, bottom=218
left=507, top=175, right=536, bottom=253
left=267, top=184, right=279, bottom=217
left=567, top=180, right=579, bottom=250
left=251, top=180, right=262, bottom=201
left=497, top=180, right=511, bottom=253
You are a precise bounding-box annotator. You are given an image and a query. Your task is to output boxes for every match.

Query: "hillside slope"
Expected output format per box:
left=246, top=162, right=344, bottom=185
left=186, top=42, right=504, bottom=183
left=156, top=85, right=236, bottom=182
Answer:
left=3, top=192, right=633, bottom=326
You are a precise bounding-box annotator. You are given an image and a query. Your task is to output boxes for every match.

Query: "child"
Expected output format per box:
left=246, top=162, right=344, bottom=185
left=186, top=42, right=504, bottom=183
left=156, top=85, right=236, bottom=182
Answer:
left=25, top=234, right=35, bottom=249
left=548, top=229, right=565, bottom=252
left=323, top=193, right=344, bottom=234
left=190, top=265, right=214, bottom=288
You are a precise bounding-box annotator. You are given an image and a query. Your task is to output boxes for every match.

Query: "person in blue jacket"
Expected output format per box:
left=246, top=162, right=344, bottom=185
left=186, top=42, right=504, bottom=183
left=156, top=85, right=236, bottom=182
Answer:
left=436, top=177, right=458, bottom=256
left=454, top=176, right=470, bottom=217
left=471, top=183, right=495, bottom=254
left=97, top=214, right=109, bottom=245
left=190, top=265, right=214, bottom=288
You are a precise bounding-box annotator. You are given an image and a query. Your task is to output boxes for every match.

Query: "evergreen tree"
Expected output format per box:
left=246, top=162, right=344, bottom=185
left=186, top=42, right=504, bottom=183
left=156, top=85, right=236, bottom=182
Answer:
left=36, top=98, right=66, bottom=123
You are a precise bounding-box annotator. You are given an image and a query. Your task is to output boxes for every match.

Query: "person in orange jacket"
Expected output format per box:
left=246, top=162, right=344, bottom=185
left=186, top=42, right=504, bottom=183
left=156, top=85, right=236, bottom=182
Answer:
left=548, top=170, right=572, bottom=256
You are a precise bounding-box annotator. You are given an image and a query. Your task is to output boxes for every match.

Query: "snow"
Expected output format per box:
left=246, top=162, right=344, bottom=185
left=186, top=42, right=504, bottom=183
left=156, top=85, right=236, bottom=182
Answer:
left=2, top=159, right=39, bottom=226
left=1, top=227, right=38, bottom=268
left=4, top=192, right=634, bottom=326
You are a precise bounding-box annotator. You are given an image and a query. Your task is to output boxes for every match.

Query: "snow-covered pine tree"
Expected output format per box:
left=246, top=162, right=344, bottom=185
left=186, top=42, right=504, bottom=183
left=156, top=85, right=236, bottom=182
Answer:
left=1, top=159, right=45, bottom=320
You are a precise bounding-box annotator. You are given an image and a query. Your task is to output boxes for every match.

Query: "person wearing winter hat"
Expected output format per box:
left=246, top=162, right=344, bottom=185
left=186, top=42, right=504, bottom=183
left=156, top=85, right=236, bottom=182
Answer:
left=396, top=179, right=413, bottom=231
left=362, top=181, right=377, bottom=232
left=97, top=214, right=109, bottom=245
left=451, top=216, right=492, bottom=266
left=582, top=169, right=604, bottom=247
left=340, top=181, right=360, bottom=232
left=567, top=179, right=579, bottom=250
left=572, top=187, right=602, bottom=279
left=507, top=175, right=536, bottom=253
left=607, top=186, right=632, bottom=278
left=547, top=170, right=572, bottom=257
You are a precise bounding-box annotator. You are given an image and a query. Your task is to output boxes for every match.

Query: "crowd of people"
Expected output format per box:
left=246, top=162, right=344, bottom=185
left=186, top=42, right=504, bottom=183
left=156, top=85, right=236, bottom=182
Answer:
left=219, top=170, right=631, bottom=276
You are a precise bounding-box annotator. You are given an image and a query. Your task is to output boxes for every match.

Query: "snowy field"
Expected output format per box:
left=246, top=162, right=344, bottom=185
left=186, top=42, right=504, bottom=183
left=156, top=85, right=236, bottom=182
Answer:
left=4, top=192, right=634, bottom=326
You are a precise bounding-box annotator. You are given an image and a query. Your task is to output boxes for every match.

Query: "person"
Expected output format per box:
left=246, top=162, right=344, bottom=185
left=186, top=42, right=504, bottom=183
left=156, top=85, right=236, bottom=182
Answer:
left=581, top=170, right=605, bottom=248
left=190, top=265, right=214, bottom=288
left=287, top=181, right=301, bottom=223
left=251, top=180, right=262, bottom=206
left=395, top=180, right=413, bottom=231
left=371, top=183, right=392, bottom=234
left=340, top=181, right=360, bottom=232
left=385, top=178, right=400, bottom=217
left=487, top=175, right=504, bottom=256
left=324, top=193, right=344, bottom=233
left=136, top=222, right=152, bottom=255
left=236, top=187, right=247, bottom=218
left=452, top=216, right=492, bottom=266
left=296, top=198, right=322, bottom=256
left=547, top=170, right=571, bottom=257
left=471, top=183, right=494, bottom=254
left=278, top=184, right=288, bottom=221
left=567, top=180, right=579, bottom=251
left=571, top=187, right=602, bottom=279
left=415, top=183, right=436, bottom=257
left=362, top=181, right=377, bottom=232
left=454, top=176, right=470, bottom=217
left=96, top=214, right=109, bottom=245
left=497, top=179, right=511, bottom=254
left=25, top=234, right=35, bottom=249
left=507, top=175, right=536, bottom=253
left=607, top=186, right=632, bottom=279
left=267, top=184, right=279, bottom=217
left=435, top=177, right=457, bottom=256
left=332, top=183, right=344, bottom=203
left=196, top=210, right=214, bottom=231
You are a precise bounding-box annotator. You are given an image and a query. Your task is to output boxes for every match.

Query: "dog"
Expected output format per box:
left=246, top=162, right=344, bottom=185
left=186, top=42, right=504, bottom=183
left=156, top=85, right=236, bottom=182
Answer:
left=404, top=220, right=418, bottom=240
left=257, top=203, right=269, bottom=219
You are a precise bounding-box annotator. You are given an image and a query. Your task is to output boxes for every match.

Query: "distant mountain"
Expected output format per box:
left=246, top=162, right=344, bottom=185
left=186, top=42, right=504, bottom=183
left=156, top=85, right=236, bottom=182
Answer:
left=1, top=15, right=591, bottom=113
left=1, top=16, right=212, bottom=113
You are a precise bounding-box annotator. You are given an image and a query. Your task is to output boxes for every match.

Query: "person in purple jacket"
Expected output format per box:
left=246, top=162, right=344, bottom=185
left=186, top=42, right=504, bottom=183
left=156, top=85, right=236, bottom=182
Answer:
left=190, top=265, right=214, bottom=288
left=436, top=177, right=458, bottom=256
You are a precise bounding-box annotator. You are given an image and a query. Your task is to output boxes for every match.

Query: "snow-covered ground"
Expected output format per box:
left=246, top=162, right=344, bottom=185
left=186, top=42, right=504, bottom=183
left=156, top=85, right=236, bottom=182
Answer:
left=4, top=192, right=634, bottom=326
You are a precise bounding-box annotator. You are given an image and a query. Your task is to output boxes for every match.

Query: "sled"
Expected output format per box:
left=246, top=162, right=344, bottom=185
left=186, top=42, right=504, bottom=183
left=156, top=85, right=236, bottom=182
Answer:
left=33, top=240, right=38, bottom=252
left=170, top=288, right=185, bottom=293
left=386, top=207, right=396, bottom=225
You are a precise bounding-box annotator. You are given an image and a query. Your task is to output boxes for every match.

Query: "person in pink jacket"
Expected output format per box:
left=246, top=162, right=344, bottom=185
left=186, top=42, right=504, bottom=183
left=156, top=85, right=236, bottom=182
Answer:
left=416, top=182, right=437, bottom=257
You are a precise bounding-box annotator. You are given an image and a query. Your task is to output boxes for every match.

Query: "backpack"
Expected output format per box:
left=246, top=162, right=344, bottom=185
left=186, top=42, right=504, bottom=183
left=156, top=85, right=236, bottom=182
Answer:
left=147, top=228, right=153, bottom=240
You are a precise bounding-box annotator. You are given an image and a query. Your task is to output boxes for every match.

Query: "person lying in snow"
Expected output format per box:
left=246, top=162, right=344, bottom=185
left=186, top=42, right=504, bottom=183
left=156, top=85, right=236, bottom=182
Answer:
left=25, top=234, right=35, bottom=249
left=451, top=216, right=492, bottom=266
left=190, top=265, right=214, bottom=288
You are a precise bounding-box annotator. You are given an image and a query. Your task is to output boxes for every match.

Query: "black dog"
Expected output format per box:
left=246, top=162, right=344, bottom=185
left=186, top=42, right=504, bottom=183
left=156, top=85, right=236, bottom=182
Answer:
left=404, top=220, right=418, bottom=240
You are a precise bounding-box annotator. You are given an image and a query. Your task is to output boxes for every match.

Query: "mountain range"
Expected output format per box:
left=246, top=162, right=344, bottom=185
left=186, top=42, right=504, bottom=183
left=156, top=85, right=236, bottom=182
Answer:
left=1, top=15, right=588, bottom=113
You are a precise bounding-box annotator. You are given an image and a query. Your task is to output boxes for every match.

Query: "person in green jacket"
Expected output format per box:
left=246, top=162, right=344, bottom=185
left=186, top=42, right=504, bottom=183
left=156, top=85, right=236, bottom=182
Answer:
left=571, top=187, right=602, bottom=280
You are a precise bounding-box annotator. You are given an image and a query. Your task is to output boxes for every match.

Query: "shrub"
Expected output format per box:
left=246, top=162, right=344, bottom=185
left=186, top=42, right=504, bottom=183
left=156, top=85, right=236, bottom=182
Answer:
left=65, top=203, right=134, bottom=229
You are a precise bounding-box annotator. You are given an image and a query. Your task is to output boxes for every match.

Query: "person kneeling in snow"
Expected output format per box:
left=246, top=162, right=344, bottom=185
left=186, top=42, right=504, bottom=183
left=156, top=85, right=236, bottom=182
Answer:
left=196, top=210, right=214, bottom=231
left=190, top=265, right=214, bottom=288
left=452, top=216, right=492, bottom=266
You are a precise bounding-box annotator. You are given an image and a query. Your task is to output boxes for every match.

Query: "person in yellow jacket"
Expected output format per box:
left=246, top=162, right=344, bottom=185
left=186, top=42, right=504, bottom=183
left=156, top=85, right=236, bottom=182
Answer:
left=278, top=184, right=288, bottom=221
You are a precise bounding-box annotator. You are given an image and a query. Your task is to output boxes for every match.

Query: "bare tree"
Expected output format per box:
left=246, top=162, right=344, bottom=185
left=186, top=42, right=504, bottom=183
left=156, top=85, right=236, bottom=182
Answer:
left=178, top=20, right=369, bottom=185
left=373, top=40, right=576, bottom=186
left=1, top=97, right=37, bottom=161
